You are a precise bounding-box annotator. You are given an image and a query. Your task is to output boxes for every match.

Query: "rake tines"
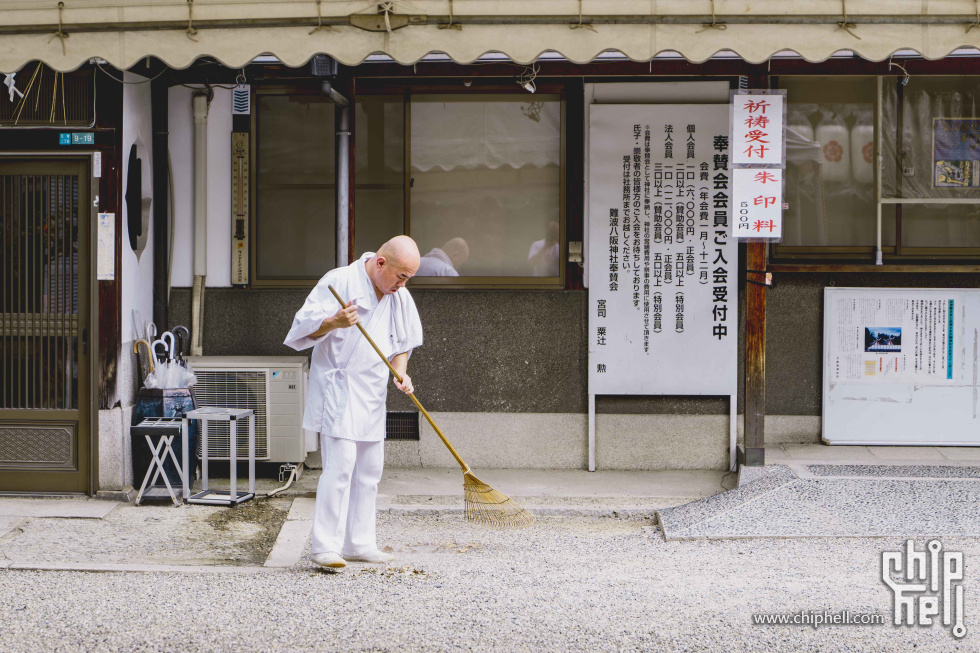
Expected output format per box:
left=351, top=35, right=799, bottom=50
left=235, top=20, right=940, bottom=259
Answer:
left=463, top=471, right=536, bottom=528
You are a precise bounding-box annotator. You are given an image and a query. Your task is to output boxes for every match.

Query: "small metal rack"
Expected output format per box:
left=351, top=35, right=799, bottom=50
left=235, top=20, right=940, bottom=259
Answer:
left=133, top=417, right=186, bottom=506
left=181, top=407, right=256, bottom=506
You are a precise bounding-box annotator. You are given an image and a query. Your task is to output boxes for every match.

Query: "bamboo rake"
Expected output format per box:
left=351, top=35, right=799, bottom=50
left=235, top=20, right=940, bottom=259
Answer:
left=328, top=285, right=535, bottom=528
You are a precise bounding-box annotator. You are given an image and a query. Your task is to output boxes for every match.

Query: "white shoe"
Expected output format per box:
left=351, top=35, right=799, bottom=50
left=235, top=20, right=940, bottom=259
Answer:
left=312, top=552, right=346, bottom=569
left=343, top=549, right=394, bottom=564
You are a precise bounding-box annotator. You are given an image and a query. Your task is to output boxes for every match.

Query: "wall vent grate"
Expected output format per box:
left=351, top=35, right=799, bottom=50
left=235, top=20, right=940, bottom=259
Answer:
left=385, top=412, right=420, bottom=441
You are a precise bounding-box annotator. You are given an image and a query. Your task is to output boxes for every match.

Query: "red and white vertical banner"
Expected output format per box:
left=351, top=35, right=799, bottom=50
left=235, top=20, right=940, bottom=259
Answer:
left=730, top=91, right=786, bottom=240
left=732, top=168, right=783, bottom=238
left=730, top=93, right=784, bottom=166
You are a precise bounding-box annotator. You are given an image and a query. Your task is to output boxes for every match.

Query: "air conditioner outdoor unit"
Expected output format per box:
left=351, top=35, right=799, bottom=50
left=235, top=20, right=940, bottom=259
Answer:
left=185, top=356, right=312, bottom=464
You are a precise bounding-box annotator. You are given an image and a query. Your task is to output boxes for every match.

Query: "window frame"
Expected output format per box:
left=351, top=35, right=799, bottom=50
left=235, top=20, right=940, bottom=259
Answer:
left=355, top=81, right=567, bottom=289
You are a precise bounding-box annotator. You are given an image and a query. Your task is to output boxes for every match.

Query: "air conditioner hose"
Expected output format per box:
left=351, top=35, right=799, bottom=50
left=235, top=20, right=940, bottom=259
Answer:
left=262, top=465, right=299, bottom=499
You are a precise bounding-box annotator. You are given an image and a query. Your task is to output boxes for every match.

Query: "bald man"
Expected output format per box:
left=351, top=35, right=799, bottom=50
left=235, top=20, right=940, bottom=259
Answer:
left=284, top=237, right=423, bottom=571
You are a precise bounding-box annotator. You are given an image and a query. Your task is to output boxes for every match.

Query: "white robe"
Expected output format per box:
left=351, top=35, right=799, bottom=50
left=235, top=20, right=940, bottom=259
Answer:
left=283, top=253, right=423, bottom=448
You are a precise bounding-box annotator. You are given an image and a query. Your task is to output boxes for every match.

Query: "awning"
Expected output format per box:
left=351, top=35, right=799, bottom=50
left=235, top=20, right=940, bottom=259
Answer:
left=2, top=1, right=980, bottom=72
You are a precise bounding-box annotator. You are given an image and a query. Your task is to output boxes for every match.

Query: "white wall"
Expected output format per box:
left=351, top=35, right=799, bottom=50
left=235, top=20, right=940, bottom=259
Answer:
left=115, top=71, right=157, bottom=415
left=121, top=72, right=155, bottom=344
left=169, top=86, right=232, bottom=288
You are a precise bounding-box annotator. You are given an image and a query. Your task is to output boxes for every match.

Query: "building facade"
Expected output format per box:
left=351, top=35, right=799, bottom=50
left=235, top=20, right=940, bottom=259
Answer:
left=1, top=3, right=979, bottom=494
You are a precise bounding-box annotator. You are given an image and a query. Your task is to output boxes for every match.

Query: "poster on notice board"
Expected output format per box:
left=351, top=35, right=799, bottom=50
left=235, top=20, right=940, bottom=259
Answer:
left=933, top=118, right=980, bottom=188
left=826, top=290, right=961, bottom=383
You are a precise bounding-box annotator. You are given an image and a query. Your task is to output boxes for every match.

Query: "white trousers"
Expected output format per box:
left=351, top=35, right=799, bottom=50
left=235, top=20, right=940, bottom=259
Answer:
left=311, top=434, right=385, bottom=556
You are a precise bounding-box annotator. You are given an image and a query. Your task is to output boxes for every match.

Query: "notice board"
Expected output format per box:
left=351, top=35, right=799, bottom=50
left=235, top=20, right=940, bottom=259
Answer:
left=588, top=104, right=737, bottom=397
left=823, top=287, right=980, bottom=445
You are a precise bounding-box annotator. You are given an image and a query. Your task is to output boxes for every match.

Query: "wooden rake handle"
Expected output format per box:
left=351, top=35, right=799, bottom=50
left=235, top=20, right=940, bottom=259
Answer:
left=327, top=285, right=470, bottom=473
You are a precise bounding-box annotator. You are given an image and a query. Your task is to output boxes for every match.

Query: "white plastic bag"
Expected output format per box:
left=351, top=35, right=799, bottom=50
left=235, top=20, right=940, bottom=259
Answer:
left=144, top=361, right=197, bottom=389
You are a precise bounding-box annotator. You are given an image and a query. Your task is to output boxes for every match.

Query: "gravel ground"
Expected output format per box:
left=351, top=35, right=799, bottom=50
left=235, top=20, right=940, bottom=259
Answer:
left=1, top=513, right=976, bottom=652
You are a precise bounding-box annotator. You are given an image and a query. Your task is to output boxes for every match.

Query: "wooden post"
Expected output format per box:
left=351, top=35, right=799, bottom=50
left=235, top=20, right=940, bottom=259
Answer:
left=742, top=241, right=766, bottom=466
left=96, top=64, right=123, bottom=412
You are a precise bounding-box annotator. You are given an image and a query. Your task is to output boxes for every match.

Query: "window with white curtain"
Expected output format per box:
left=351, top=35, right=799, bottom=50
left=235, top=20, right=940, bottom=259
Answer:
left=354, top=91, right=565, bottom=286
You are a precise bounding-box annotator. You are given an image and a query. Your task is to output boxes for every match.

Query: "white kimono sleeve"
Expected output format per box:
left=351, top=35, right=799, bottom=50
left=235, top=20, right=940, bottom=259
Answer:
left=282, top=270, right=343, bottom=351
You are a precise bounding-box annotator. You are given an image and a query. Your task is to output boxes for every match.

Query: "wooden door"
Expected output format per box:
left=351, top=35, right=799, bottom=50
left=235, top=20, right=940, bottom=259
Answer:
left=0, top=159, right=91, bottom=493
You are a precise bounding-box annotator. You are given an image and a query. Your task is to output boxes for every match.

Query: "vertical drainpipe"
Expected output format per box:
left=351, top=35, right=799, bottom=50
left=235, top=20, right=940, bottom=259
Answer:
left=336, top=98, right=350, bottom=266
left=190, top=91, right=209, bottom=356
left=323, top=79, right=350, bottom=266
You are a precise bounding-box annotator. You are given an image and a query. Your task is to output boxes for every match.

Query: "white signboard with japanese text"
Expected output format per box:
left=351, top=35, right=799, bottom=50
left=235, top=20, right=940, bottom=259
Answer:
left=732, top=168, right=783, bottom=238
left=588, top=105, right=737, bottom=396
left=823, top=287, right=980, bottom=445
left=730, top=93, right=784, bottom=166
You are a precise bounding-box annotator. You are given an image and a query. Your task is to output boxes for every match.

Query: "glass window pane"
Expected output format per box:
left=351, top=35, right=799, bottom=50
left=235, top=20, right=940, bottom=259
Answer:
left=901, top=204, right=980, bottom=248
left=355, top=96, right=404, bottom=186
left=355, top=95, right=405, bottom=255
left=257, top=95, right=335, bottom=185
left=257, top=189, right=335, bottom=278
left=410, top=95, right=561, bottom=277
left=356, top=190, right=403, bottom=256
left=255, top=94, right=336, bottom=279
left=778, top=77, right=885, bottom=247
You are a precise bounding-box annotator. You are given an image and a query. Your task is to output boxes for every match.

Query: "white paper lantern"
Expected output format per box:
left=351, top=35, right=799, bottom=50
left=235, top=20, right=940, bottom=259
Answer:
left=815, top=111, right=852, bottom=183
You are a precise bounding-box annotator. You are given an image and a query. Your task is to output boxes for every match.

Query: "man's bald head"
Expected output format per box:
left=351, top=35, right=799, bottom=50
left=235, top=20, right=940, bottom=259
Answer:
left=367, top=235, right=420, bottom=298
left=377, top=235, right=421, bottom=270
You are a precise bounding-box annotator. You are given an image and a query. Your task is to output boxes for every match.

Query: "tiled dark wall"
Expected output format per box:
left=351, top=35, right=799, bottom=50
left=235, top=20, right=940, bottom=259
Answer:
left=170, top=273, right=979, bottom=416
left=170, top=288, right=591, bottom=413
left=169, top=287, right=739, bottom=415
